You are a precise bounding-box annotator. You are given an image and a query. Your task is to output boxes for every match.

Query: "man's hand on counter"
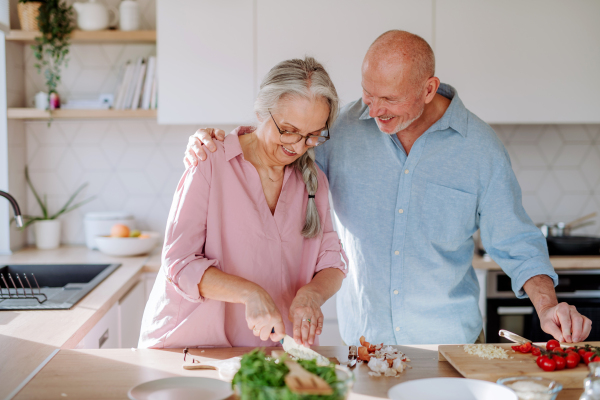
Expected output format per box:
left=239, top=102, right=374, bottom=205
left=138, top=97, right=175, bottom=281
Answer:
left=524, top=274, right=592, bottom=343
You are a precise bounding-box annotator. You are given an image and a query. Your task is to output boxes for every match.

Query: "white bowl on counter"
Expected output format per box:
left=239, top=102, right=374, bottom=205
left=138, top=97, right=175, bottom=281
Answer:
left=95, top=231, right=159, bottom=257
left=388, top=377, right=518, bottom=400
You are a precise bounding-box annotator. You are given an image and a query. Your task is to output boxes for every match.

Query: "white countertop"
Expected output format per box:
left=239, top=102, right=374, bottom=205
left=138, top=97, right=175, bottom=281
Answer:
left=473, top=253, right=600, bottom=270
left=0, top=246, right=155, bottom=400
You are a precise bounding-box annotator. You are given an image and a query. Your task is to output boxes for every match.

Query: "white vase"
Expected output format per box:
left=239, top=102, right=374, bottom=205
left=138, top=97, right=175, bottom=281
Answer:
left=34, top=220, right=61, bottom=249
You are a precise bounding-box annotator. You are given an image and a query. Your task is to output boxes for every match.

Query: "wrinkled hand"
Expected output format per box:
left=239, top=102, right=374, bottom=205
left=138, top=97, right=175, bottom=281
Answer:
left=244, top=288, right=286, bottom=342
left=289, top=289, right=324, bottom=347
left=183, top=128, right=226, bottom=167
left=538, top=302, right=592, bottom=343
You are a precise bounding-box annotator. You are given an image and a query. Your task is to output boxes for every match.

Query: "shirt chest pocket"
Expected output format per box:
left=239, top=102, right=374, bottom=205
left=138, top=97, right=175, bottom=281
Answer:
left=421, top=183, right=477, bottom=243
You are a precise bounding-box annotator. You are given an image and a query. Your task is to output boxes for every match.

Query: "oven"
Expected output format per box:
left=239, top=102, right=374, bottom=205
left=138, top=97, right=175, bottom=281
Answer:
left=486, top=269, right=600, bottom=342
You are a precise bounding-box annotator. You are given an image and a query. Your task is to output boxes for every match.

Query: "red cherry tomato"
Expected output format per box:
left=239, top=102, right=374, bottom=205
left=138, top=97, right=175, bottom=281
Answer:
left=540, top=357, right=557, bottom=372
left=532, top=347, right=541, bottom=356
left=546, top=340, right=560, bottom=351
left=537, top=355, right=548, bottom=368
left=566, top=353, right=580, bottom=369
left=511, top=345, right=521, bottom=352
left=579, top=348, right=588, bottom=359
left=567, top=351, right=581, bottom=363
left=552, top=355, right=566, bottom=370
left=519, top=342, right=532, bottom=353
left=584, top=351, right=596, bottom=365
left=592, top=355, right=600, bottom=363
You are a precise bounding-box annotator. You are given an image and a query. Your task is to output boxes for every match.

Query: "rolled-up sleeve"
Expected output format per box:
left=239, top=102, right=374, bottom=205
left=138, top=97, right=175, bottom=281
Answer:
left=479, top=150, right=558, bottom=298
left=162, top=163, right=219, bottom=303
left=314, top=170, right=348, bottom=276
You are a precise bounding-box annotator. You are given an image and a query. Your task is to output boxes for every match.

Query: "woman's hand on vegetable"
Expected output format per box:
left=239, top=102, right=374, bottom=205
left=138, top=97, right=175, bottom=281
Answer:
left=289, top=288, right=324, bottom=347
left=244, top=287, right=286, bottom=342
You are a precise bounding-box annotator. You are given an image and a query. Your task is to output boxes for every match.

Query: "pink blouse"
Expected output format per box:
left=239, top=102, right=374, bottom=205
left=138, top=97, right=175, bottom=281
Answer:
left=138, top=131, right=347, bottom=348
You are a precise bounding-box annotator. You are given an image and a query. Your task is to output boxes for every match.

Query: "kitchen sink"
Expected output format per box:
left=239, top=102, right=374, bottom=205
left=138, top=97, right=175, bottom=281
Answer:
left=0, top=263, right=120, bottom=310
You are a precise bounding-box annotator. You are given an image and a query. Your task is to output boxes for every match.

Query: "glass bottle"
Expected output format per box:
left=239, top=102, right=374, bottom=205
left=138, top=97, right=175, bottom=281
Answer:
left=580, top=362, right=600, bottom=400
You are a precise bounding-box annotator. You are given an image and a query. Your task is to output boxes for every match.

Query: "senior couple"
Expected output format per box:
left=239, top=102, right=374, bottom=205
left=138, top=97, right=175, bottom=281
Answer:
left=138, top=30, right=592, bottom=349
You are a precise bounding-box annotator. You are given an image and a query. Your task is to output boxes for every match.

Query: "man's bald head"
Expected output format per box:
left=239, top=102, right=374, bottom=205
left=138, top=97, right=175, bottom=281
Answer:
left=363, top=30, right=435, bottom=90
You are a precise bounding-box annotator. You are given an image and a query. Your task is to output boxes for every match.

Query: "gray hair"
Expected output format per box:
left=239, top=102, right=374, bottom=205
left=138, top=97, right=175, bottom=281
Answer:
left=254, top=57, right=339, bottom=238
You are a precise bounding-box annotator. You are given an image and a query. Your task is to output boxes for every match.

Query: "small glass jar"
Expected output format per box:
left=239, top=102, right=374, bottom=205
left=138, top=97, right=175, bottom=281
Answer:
left=580, top=362, right=600, bottom=400
left=497, top=376, right=562, bottom=400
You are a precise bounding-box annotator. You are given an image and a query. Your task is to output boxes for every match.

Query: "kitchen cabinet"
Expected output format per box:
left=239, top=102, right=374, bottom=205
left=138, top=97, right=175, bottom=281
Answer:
left=76, top=279, right=147, bottom=349
left=435, top=0, right=600, bottom=124
left=118, top=280, right=145, bottom=348
left=75, top=302, right=120, bottom=349
left=157, top=0, right=255, bottom=125
left=256, top=0, right=432, bottom=107
left=157, top=1, right=431, bottom=124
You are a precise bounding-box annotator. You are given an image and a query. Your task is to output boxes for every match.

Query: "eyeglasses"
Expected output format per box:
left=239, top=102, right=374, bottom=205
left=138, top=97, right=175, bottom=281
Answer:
left=269, top=111, right=330, bottom=146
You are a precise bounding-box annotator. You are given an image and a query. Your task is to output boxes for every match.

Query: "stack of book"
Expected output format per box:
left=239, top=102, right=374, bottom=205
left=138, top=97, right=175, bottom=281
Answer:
left=113, top=56, right=158, bottom=110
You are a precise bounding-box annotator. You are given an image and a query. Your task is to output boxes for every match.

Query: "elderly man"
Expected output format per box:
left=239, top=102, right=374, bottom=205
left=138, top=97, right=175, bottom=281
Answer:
left=183, top=30, right=592, bottom=345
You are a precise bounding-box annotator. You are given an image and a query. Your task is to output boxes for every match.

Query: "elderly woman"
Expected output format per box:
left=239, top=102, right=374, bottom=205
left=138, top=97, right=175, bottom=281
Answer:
left=139, top=57, right=347, bottom=349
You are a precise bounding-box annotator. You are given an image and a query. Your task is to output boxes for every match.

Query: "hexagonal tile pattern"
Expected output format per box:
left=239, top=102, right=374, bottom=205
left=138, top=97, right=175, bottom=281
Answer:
left=553, top=169, right=589, bottom=192
left=553, top=144, right=589, bottom=167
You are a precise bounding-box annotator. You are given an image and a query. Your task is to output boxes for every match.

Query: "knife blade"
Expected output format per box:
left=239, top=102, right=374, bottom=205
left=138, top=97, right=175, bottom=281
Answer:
left=498, top=329, right=543, bottom=350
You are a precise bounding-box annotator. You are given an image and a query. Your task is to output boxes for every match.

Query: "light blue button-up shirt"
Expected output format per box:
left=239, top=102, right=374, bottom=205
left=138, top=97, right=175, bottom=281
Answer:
left=315, top=83, right=558, bottom=345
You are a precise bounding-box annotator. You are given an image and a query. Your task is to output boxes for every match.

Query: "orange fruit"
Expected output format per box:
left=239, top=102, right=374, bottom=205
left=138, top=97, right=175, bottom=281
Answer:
left=110, top=224, right=130, bottom=238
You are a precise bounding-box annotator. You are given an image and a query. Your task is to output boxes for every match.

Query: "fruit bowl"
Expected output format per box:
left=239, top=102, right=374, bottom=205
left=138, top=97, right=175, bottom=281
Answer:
left=96, top=231, right=160, bottom=256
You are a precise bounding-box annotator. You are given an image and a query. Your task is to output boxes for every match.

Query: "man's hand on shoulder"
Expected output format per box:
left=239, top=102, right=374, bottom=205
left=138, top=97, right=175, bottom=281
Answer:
left=184, top=128, right=226, bottom=168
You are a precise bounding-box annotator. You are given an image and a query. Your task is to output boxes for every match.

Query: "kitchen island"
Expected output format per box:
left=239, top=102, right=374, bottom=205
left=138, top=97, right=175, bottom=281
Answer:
left=12, top=346, right=584, bottom=399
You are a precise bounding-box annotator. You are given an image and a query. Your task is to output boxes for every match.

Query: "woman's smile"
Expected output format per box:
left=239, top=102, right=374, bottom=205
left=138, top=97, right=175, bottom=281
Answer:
left=281, top=145, right=297, bottom=157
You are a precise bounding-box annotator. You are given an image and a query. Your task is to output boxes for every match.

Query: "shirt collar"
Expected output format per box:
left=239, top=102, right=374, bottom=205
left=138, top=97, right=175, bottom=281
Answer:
left=225, top=131, right=244, bottom=161
left=357, top=83, right=468, bottom=138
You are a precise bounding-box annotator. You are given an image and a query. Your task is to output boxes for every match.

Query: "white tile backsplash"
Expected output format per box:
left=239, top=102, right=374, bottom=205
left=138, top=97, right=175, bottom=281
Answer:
left=21, top=120, right=237, bottom=245
left=496, top=124, right=600, bottom=236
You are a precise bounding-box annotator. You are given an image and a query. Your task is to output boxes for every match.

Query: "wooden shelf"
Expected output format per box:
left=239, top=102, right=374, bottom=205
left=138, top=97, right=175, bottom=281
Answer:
left=6, top=30, right=156, bottom=43
left=7, top=108, right=157, bottom=120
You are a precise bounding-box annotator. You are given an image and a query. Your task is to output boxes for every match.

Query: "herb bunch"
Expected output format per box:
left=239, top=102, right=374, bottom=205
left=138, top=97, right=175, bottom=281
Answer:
left=232, top=349, right=345, bottom=400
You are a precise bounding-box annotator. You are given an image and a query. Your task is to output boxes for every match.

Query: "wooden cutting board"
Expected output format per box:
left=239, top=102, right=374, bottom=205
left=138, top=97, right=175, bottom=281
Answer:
left=439, top=342, right=600, bottom=389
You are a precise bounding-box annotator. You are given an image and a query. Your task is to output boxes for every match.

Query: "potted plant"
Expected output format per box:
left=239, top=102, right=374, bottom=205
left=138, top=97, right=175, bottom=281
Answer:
left=30, top=0, right=74, bottom=118
left=17, top=0, right=43, bottom=32
left=21, top=167, right=95, bottom=249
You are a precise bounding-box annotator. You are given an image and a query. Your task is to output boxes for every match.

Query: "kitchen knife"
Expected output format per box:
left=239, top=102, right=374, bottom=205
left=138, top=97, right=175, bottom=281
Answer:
left=498, top=329, right=543, bottom=350
left=271, top=329, right=330, bottom=365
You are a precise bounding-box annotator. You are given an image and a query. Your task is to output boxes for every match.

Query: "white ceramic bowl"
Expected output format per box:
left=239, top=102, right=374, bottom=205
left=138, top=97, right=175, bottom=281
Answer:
left=95, top=231, right=159, bottom=257
left=388, top=378, right=518, bottom=400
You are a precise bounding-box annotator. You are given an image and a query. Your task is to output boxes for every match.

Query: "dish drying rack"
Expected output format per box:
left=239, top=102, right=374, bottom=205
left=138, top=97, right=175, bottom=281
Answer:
left=0, top=272, right=48, bottom=303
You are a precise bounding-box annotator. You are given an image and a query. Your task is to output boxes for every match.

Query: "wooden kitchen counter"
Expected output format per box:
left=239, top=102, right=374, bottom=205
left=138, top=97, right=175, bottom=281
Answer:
left=0, top=246, right=153, bottom=400
left=473, top=253, right=600, bottom=270
left=12, top=346, right=584, bottom=399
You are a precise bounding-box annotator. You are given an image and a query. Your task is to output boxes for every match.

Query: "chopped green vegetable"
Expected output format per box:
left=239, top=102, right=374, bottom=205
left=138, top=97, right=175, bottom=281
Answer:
left=232, top=349, right=346, bottom=400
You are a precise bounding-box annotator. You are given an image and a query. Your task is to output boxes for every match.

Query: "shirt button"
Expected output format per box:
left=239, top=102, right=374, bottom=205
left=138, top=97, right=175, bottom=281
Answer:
left=394, top=251, right=399, bottom=255
left=394, top=290, right=399, bottom=295
left=396, top=327, right=400, bottom=331
left=404, top=169, right=409, bottom=174
left=398, top=209, right=404, bottom=214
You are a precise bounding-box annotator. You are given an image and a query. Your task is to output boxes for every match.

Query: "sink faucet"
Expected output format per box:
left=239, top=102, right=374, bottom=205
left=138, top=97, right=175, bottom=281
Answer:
left=0, top=190, right=23, bottom=228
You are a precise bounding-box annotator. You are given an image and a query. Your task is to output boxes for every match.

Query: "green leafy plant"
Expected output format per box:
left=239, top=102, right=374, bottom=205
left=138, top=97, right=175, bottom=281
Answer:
left=30, top=0, right=74, bottom=117
left=20, top=167, right=95, bottom=229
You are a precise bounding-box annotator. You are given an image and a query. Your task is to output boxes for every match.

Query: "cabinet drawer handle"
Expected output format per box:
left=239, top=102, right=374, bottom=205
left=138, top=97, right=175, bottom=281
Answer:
left=99, top=328, right=109, bottom=348
left=497, top=306, right=534, bottom=315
